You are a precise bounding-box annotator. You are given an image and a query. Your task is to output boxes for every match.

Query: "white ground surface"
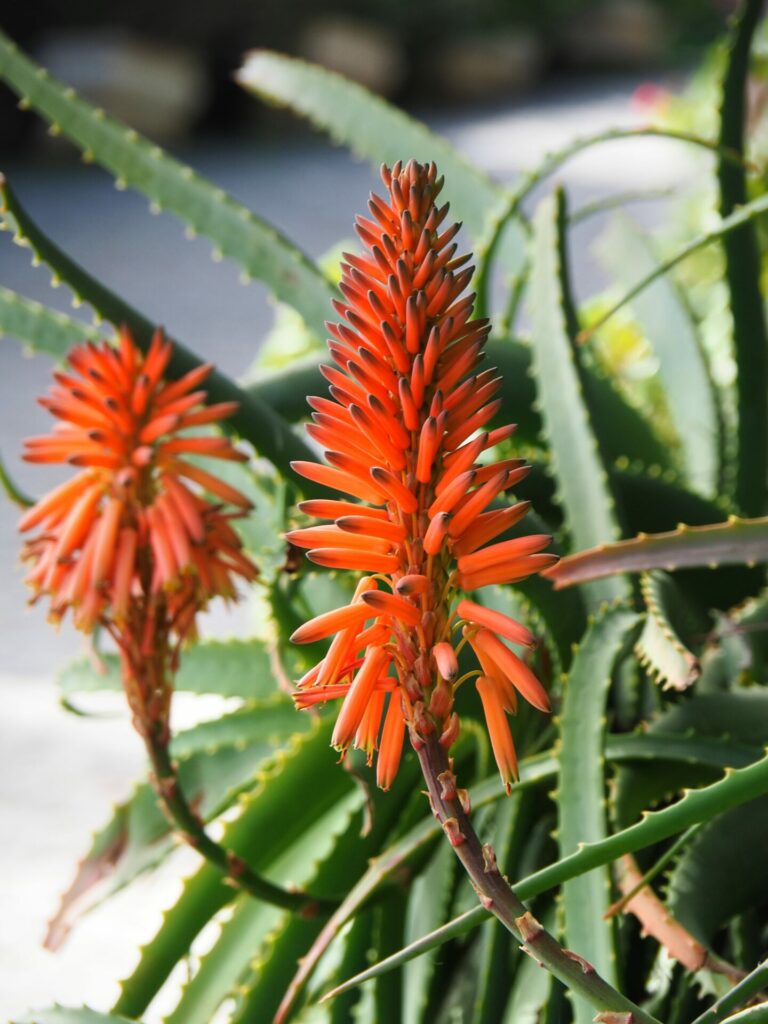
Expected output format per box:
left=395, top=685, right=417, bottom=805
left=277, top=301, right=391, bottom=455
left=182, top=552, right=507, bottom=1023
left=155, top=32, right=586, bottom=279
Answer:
left=0, top=72, right=699, bottom=1020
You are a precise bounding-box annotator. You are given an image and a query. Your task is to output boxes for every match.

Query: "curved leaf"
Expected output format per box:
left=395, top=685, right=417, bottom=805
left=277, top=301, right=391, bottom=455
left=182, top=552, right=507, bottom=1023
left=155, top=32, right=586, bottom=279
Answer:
left=529, top=189, right=628, bottom=606
left=12, top=1009, right=136, bottom=1024
left=327, top=746, right=768, bottom=992
left=58, top=638, right=280, bottom=705
left=635, top=572, right=703, bottom=691
left=0, top=32, right=335, bottom=339
left=719, top=1004, right=768, bottom=1024
left=580, top=191, right=768, bottom=348
left=0, top=284, right=103, bottom=355
left=666, top=795, right=768, bottom=944
left=691, top=958, right=768, bottom=1024
left=716, top=0, right=768, bottom=516
left=46, top=699, right=307, bottom=950
left=613, top=691, right=768, bottom=829
left=0, top=448, right=33, bottom=507
left=595, top=213, right=722, bottom=496
left=236, top=50, right=510, bottom=246
left=0, top=175, right=321, bottom=489
left=557, top=605, right=639, bottom=1020
left=165, top=792, right=363, bottom=1024
left=546, top=516, right=768, bottom=589
left=113, top=721, right=352, bottom=1017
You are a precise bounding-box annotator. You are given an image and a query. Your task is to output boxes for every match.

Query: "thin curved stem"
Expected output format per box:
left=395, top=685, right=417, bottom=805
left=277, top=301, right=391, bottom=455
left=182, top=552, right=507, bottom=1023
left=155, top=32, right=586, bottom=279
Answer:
left=690, top=959, right=768, bottom=1024
left=474, top=124, right=756, bottom=319
left=415, top=731, right=661, bottom=1024
left=143, top=721, right=336, bottom=915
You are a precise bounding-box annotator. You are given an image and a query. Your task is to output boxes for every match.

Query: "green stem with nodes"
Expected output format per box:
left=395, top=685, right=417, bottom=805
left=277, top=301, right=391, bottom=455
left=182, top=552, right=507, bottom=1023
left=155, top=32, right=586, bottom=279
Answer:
left=142, top=719, right=335, bottom=916
left=415, top=731, right=661, bottom=1024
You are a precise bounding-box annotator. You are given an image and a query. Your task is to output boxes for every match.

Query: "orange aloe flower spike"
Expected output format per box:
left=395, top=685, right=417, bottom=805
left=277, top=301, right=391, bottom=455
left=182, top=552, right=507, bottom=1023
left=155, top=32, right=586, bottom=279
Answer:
left=289, top=161, right=557, bottom=792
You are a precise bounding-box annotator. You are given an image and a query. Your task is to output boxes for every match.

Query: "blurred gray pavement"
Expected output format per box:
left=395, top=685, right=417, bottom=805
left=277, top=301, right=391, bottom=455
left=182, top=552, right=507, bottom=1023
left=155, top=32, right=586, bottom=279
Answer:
left=0, top=74, right=699, bottom=1019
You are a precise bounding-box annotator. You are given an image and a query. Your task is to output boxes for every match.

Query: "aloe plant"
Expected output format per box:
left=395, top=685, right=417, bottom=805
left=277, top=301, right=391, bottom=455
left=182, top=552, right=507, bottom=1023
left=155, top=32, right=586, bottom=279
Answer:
left=3, top=2, right=768, bottom=1022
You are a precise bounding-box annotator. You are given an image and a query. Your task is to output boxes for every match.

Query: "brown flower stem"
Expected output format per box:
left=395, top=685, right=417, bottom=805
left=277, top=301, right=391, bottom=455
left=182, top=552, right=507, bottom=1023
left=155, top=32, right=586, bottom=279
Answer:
left=143, top=722, right=335, bottom=915
left=415, top=731, right=661, bottom=1024
left=613, top=854, right=745, bottom=984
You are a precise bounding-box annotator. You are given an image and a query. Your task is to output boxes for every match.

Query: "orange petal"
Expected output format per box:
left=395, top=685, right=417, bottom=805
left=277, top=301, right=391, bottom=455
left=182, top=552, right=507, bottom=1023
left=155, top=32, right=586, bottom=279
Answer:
left=456, top=599, right=535, bottom=649
left=297, top=499, right=389, bottom=521
left=354, top=688, right=386, bottom=765
left=290, top=602, right=372, bottom=644
left=394, top=573, right=429, bottom=596
left=332, top=646, right=391, bottom=749
left=286, top=525, right=392, bottom=552
left=476, top=675, right=518, bottom=793
left=18, top=472, right=95, bottom=532
left=369, top=467, right=418, bottom=513
left=291, top=461, right=386, bottom=505
left=376, top=692, right=406, bottom=791
left=423, top=511, right=451, bottom=555
left=448, top=471, right=510, bottom=538
left=432, top=641, right=458, bottom=680
left=457, top=534, right=551, bottom=575
left=473, top=629, right=550, bottom=713
left=337, top=515, right=406, bottom=544
left=91, top=497, right=124, bottom=589
left=361, top=590, right=421, bottom=626
left=112, top=528, right=138, bottom=619
left=458, top=553, right=560, bottom=590
left=452, top=502, right=531, bottom=557
left=170, top=459, right=253, bottom=509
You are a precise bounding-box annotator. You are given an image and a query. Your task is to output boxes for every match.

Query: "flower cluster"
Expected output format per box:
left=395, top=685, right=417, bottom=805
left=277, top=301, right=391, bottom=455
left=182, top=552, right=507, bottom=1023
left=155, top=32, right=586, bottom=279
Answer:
left=19, top=329, right=258, bottom=731
left=290, top=161, right=557, bottom=792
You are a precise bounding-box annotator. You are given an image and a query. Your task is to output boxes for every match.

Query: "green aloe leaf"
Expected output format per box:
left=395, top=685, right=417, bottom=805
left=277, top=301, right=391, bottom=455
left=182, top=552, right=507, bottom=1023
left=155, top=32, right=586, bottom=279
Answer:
left=595, top=213, right=723, bottom=497
left=401, top=841, right=456, bottom=1024
left=635, top=571, right=704, bottom=692
left=58, top=638, right=280, bottom=706
left=0, top=175, right=321, bottom=489
left=0, top=284, right=104, bottom=355
left=719, top=1004, right=768, bottom=1024
left=557, top=605, right=639, bottom=1021
left=0, top=448, right=33, bottom=507
left=716, top=0, right=768, bottom=516
left=236, top=50, right=512, bottom=247
left=580, top=192, right=768, bottom=352
left=474, top=122, right=745, bottom=317
left=312, top=741, right=717, bottom=999
left=232, top=757, right=422, bottom=1024
left=165, top=791, right=363, bottom=1024
left=46, top=699, right=308, bottom=949
left=113, top=721, right=352, bottom=1017
left=12, top=1010, right=137, bottom=1024
left=691, top=959, right=768, bottom=1024
left=613, top=691, right=768, bottom=829
left=546, top=516, right=768, bottom=589
left=529, top=188, right=628, bottom=606
left=0, top=32, right=336, bottom=340
left=327, top=742, right=768, bottom=993
left=666, top=795, right=768, bottom=945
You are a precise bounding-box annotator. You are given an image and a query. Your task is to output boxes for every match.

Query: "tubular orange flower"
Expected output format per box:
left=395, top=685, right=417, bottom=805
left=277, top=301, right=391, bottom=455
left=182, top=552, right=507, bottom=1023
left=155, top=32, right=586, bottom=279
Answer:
left=19, top=328, right=258, bottom=734
left=290, top=160, right=557, bottom=790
